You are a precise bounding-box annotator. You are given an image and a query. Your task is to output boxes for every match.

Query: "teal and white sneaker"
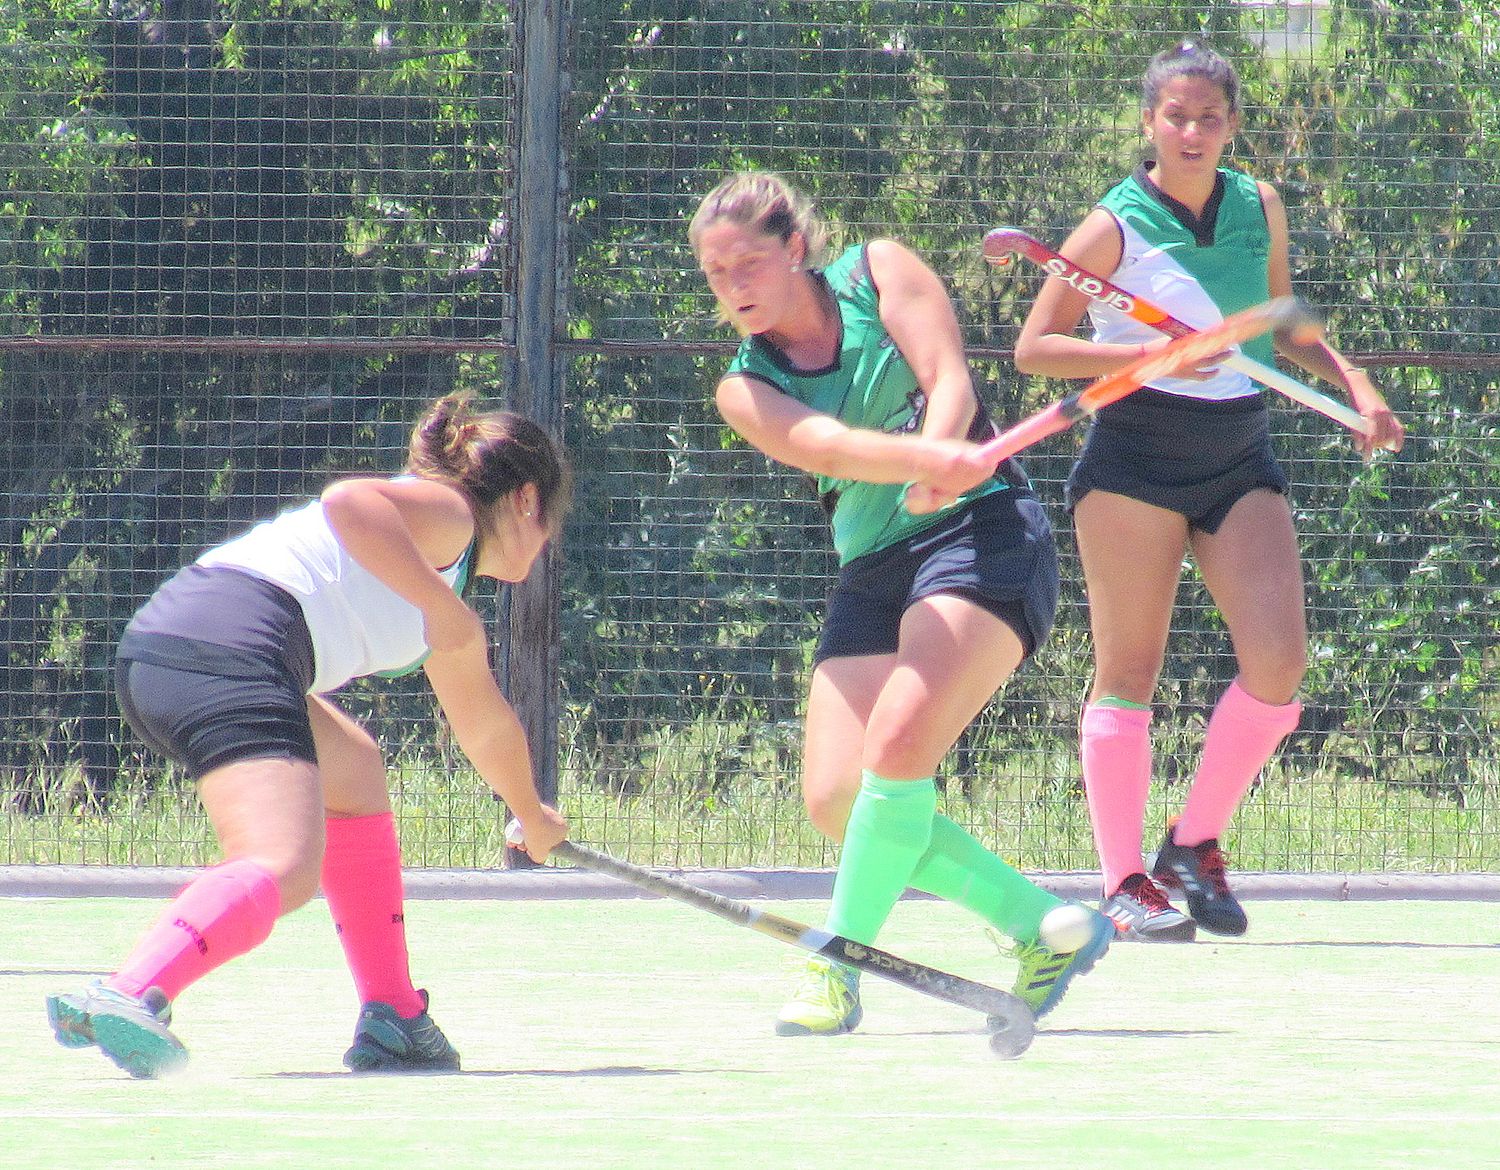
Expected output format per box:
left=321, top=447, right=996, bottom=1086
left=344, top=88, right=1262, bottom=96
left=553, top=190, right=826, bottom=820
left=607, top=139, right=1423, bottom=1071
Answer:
left=774, top=956, right=863, bottom=1037
left=343, top=989, right=461, bottom=1073
left=1008, top=905, right=1114, bottom=1019
left=46, top=981, right=188, bottom=1079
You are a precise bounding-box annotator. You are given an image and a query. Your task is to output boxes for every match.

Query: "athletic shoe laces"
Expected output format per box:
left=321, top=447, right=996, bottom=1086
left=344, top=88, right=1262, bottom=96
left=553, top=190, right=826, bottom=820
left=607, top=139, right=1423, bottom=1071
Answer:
left=1130, top=875, right=1176, bottom=915
left=1193, top=841, right=1232, bottom=895
left=989, top=930, right=1064, bottom=978
left=795, top=960, right=857, bottom=1012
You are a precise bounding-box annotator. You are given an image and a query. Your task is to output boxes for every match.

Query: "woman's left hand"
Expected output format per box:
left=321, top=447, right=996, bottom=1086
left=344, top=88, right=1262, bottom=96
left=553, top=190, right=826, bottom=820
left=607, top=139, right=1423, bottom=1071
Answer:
left=1355, top=405, right=1405, bottom=461
left=1346, top=371, right=1406, bottom=460
left=903, top=482, right=960, bottom=515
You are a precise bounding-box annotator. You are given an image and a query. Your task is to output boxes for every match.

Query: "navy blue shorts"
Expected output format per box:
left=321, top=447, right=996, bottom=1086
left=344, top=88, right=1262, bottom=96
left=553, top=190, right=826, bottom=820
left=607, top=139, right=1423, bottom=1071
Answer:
left=115, top=566, right=318, bottom=780
left=1065, top=388, right=1289, bottom=535
left=815, top=489, right=1059, bottom=664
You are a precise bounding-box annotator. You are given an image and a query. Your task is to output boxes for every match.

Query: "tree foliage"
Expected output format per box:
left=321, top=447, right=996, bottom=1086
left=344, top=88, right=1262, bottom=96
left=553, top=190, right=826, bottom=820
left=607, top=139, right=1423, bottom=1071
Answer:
left=1, top=2, right=1494, bottom=822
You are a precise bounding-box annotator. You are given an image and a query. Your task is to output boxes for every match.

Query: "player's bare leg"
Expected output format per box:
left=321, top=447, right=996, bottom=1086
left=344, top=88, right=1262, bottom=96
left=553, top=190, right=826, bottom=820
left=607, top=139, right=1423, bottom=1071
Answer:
left=1075, top=490, right=1196, bottom=941
left=1154, top=490, right=1305, bottom=935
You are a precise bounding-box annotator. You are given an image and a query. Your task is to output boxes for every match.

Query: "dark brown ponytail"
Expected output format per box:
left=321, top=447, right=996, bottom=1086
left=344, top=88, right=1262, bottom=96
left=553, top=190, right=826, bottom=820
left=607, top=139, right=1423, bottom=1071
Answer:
left=406, top=393, right=572, bottom=534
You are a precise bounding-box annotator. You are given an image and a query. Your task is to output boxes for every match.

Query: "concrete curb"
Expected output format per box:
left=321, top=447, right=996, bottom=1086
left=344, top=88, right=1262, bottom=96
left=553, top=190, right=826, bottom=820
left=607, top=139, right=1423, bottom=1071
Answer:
left=2, top=864, right=1498, bottom=902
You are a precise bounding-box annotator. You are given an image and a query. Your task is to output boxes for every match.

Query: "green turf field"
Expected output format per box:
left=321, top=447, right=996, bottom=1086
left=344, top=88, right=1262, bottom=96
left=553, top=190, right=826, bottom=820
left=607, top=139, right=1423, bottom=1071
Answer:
left=2, top=895, right=1497, bottom=1170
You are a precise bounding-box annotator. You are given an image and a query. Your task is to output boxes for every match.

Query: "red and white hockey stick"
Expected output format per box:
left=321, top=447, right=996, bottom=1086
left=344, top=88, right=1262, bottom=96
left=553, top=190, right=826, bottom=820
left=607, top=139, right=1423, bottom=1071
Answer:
left=983, top=226, right=1376, bottom=439
left=976, top=295, right=1319, bottom=466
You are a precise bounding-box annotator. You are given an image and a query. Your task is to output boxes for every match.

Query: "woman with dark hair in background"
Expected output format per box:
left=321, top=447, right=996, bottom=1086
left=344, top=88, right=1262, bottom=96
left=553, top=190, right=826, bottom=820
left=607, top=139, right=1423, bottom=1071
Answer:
left=1015, top=41, right=1403, bottom=942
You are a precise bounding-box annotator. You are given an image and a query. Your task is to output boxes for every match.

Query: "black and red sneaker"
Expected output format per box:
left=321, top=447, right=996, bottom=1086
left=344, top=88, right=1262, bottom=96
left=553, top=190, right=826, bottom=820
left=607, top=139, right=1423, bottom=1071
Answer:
left=1100, top=872, right=1197, bottom=942
left=1152, top=823, right=1249, bottom=937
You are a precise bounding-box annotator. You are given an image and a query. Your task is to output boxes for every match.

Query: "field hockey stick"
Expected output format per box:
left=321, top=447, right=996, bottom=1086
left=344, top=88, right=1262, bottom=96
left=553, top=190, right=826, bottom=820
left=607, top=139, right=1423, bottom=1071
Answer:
left=975, top=293, right=1319, bottom=467
left=982, top=226, right=1376, bottom=439
left=508, top=826, right=1035, bottom=1057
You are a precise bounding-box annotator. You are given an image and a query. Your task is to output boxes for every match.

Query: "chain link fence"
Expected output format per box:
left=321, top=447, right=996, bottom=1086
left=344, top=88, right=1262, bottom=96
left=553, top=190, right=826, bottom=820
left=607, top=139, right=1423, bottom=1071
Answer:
left=3, top=2, right=1496, bottom=872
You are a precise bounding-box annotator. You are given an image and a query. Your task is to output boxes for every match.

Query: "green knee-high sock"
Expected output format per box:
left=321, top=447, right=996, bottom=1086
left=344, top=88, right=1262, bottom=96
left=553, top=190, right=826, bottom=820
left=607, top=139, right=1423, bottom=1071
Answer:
left=909, top=815, right=1061, bottom=943
left=825, top=772, right=938, bottom=947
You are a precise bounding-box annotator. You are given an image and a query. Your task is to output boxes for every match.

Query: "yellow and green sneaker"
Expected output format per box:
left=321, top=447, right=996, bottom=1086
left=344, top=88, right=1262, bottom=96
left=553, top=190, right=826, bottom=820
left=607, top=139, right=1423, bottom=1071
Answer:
left=774, top=956, right=863, bottom=1037
left=1008, top=905, right=1113, bottom=1019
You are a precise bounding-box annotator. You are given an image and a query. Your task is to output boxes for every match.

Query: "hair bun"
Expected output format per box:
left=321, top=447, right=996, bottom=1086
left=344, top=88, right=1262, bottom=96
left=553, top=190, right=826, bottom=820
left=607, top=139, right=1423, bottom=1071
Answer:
left=417, top=394, right=474, bottom=471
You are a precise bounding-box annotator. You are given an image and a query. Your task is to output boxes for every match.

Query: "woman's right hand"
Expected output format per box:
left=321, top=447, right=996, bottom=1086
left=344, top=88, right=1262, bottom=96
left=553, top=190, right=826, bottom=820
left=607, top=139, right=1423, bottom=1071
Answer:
left=909, top=436, right=1000, bottom=504
left=510, top=805, right=570, bottom=863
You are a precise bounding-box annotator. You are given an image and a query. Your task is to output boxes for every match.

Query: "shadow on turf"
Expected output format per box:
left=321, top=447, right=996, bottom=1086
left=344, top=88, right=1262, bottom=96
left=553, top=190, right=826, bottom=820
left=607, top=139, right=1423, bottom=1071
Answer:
left=0, top=967, right=112, bottom=977
left=1040, top=1027, right=1224, bottom=1039
left=1224, top=940, right=1500, bottom=951
left=272, top=1065, right=701, bottom=1080
left=877, top=1026, right=1223, bottom=1041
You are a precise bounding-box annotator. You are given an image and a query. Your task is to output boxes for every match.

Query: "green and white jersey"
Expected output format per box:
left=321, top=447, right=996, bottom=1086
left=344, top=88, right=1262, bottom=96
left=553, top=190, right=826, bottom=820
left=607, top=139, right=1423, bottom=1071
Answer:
left=724, top=243, right=1004, bottom=564
left=1091, top=165, right=1274, bottom=401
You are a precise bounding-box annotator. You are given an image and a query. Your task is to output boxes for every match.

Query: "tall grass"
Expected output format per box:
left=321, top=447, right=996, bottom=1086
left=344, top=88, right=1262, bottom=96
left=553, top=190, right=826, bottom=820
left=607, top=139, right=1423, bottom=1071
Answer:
left=4, top=723, right=1494, bottom=872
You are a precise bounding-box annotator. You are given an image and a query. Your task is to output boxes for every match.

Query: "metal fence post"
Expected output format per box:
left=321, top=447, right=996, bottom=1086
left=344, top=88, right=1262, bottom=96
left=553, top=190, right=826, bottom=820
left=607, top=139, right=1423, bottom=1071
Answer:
left=505, top=0, right=567, bottom=867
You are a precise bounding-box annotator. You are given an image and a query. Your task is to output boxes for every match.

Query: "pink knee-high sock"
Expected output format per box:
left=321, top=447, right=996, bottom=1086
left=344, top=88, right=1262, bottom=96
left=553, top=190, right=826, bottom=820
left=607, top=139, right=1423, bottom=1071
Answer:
left=321, top=813, right=425, bottom=1018
left=1081, top=703, right=1154, bottom=896
left=1176, top=680, right=1301, bottom=846
left=109, top=859, right=282, bottom=1002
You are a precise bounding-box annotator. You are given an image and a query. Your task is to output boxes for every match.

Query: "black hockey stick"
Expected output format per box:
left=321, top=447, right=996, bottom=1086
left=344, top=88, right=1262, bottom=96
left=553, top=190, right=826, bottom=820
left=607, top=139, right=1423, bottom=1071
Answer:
left=542, top=836, right=1036, bottom=1057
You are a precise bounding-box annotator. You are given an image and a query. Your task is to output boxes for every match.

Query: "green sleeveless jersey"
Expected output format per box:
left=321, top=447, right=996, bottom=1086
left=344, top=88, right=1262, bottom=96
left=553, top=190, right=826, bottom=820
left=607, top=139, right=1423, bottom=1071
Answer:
left=724, top=243, right=1005, bottom=564
left=1096, top=166, right=1275, bottom=381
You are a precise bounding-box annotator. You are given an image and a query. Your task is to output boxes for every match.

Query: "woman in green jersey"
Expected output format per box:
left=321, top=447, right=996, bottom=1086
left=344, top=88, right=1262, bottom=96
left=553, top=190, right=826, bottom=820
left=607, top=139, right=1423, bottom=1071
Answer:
left=1015, top=40, right=1404, bottom=942
left=689, top=171, right=1112, bottom=1036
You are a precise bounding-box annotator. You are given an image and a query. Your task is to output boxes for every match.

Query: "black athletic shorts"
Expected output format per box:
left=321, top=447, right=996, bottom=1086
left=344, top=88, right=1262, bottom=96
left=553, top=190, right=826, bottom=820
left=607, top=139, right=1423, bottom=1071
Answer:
left=115, top=565, right=318, bottom=779
left=1065, top=388, right=1290, bottom=535
left=815, top=489, right=1059, bottom=665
